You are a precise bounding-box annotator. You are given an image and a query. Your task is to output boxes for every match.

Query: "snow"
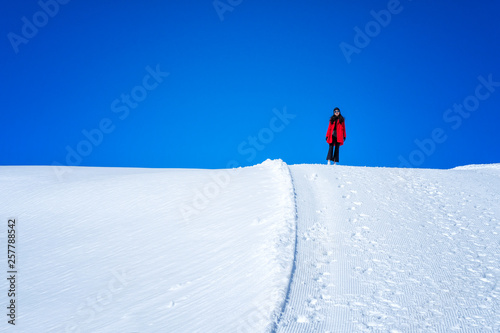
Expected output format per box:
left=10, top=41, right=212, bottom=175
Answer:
left=1, top=160, right=499, bottom=332
left=276, top=164, right=500, bottom=332
left=1, top=160, right=296, bottom=332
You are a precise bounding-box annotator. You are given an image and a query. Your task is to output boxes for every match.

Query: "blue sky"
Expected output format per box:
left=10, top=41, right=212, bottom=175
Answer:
left=1, top=0, right=499, bottom=170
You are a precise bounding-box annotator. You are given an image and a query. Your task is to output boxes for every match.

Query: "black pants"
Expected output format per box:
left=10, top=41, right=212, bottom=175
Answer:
left=326, top=136, right=340, bottom=162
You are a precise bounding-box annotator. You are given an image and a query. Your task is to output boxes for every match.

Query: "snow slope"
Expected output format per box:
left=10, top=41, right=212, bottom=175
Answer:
left=1, top=161, right=499, bottom=332
left=1, top=160, right=296, bottom=332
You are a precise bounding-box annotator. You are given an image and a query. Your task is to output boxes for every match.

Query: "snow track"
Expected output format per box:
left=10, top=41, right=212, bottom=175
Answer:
left=276, top=164, right=500, bottom=332
left=272, top=163, right=299, bottom=332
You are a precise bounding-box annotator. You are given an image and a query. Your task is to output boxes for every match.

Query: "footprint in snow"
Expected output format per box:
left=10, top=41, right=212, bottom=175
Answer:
left=296, top=315, right=309, bottom=323
left=160, top=299, right=184, bottom=310
left=251, top=218, right=267, bottom=226
left=168, top=281, right=192, bottom=291
left=305, top=173, right=318, bottom=181
left=313, top=313, right=326, bottom=322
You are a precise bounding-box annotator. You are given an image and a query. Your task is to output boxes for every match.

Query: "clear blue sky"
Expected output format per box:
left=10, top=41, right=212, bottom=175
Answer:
left=2, top=0, right=499, bottom=170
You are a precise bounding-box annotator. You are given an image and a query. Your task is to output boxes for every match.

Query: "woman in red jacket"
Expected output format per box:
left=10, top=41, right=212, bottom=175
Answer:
left=326, top=107, right=346, bottom=165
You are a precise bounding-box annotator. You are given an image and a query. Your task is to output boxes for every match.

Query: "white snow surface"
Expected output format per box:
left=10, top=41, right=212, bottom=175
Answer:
left=1, top=160, right=499, bottom=332
left=276, top=163, right=500, bottom=333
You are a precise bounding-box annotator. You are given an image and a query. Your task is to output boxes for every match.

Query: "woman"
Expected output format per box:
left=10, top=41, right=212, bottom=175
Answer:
left=326, top=107, right=346, bottom=165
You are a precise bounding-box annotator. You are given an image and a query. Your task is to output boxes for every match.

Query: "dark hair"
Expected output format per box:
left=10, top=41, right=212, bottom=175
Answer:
left=330, top=108, right=345, bottom=124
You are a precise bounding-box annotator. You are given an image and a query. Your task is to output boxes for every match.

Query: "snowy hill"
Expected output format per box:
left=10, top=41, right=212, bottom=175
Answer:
left=1, top=161, right=499, bottom=332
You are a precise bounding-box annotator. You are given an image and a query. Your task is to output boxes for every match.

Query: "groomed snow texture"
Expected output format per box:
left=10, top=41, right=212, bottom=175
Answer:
left=1, top=160, right=499, bottom=332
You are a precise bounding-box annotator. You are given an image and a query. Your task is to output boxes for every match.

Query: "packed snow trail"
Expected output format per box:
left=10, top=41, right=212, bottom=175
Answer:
left=275, top=164, right=500, bottom=332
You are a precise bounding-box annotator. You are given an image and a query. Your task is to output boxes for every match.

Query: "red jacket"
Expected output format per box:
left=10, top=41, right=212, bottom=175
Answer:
left=326, top=119, right=346, bottom=145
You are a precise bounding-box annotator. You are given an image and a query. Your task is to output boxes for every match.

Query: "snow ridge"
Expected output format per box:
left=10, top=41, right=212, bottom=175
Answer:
left=267, top=160, right=299, bottom=333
